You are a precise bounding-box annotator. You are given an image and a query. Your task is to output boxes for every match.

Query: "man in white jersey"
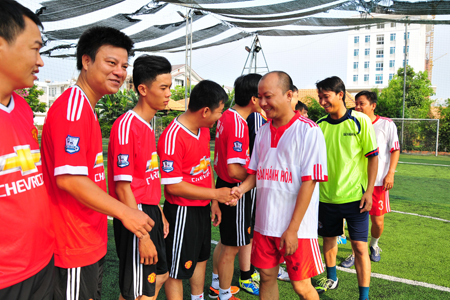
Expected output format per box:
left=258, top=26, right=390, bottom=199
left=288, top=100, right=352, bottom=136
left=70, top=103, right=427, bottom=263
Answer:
left=341, top=91, right=400, bottom=267
left=232, top=71, right=327, bottom=300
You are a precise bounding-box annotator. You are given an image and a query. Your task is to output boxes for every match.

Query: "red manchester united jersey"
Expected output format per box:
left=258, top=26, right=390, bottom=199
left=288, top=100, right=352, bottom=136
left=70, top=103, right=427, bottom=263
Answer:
left=108, top=110, right=161, bottom=205
left=41, top=86, right=107, bottom=269
left=0, top=93, right=54, bottom=289
left=214, top=108, right=250, bottom=184
left=157, top=118, right=212, bottom=207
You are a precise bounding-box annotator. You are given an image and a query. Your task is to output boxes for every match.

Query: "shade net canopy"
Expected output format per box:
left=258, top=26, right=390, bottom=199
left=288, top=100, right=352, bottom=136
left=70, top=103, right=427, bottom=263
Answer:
left=20, top=0, right=449, bottom=57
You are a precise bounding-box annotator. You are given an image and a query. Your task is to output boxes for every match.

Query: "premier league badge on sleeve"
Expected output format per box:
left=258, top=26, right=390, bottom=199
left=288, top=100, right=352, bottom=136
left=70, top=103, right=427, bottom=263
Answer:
left=65, top=135, right=80, bottom=154
left=117, top=154, right=130, bottom=168
left=233, top=141, right=243, bottom=152
left=162, top=160, right=174, bottom=173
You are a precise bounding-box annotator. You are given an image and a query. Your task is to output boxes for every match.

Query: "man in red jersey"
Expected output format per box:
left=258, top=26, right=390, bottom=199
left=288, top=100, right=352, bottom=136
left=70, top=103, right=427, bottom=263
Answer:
left=108, top=55, right=172, bottom=300
left=41, top=27, right=154, bottom=300
left=158, top=80, right=237, bottom=300
left=0, top=1, right=54, bottom=299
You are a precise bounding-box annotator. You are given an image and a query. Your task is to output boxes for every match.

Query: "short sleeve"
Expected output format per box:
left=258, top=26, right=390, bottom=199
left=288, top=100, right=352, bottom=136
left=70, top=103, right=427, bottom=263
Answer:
left=360, top=114, right=379, bottom=157
left=157, top=128, right=184, bottom=185
left=226, top=118, right=249, bottom=166
left=389, top=121, right=400, bottom=152
left=300, top=127, right=328, bottom=182
left=109, top=120, right=135, bottom=182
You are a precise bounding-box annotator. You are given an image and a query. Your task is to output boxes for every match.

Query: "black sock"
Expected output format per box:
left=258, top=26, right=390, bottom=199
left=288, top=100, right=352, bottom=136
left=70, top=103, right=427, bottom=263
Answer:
left=240, top=269, right=252, bottom=280
left=250, top=264, right=255, bottom=274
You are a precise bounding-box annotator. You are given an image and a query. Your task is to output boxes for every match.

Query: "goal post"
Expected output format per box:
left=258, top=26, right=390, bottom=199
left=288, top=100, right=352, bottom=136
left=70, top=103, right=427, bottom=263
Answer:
left=391, top=118, right=440, bottom=156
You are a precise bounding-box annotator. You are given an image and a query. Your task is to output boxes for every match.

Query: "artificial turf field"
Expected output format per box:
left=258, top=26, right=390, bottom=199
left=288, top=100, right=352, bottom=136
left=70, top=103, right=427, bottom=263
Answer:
left=101, top=139, right=450, bottom=299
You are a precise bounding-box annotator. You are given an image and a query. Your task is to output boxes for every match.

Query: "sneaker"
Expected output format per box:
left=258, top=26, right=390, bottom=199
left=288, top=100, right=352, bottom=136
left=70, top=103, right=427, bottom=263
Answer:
left=277, top=265, right=290, bottom=281
left=337, top=235, right=347, bottom=245
left=239, top=278, right=260, bottom=296
left=315, top=277, right=339, bottom=294
left=208, top=286, right=240, bottom=299
left=219, top=296, right=240, bottom=300
left=370, top=245, right=382, bottom=262
left=340, top=254, right=355, bottom=268
left=251, top=270, right=260, bottom=284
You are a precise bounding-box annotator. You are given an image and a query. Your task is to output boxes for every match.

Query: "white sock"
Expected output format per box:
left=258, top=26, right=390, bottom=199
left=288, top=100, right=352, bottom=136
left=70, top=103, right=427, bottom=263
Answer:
left=191, top=293, right=204, bottom=300
left=219, top=287, right=232, bottom=300
left=370, top=237, right=380, bottom=248
left=211, top=273, right=219, bottom=289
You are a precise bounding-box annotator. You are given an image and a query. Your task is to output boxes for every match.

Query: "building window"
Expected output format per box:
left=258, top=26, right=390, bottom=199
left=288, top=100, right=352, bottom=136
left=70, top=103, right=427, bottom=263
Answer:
left=376, top=62, right=384, bottom=71
left=364, top=74, right=369, bottom=82
left=390, top=47, right=395, bottom=54
left=354, top=49, right=359, bottom=56
left=375, top=74, right=383, bottom=84
left=377, top=35, right=384, bottom=45
left=391, top=22, right=396, bottom=28
left=353, top=75, right=358, bottom=82
left=364, top=61, right=370, bottom=69
left=390, top=33, right=396, bottom=41
left=365, top=48, right=370, bottom=56
left=353, top=62, right=359, bottom=69
left=377, top=23, right=385, bottom=29
left=404, top=32, right=410, bottom=39
left=376, top=49, right=384, bottom=58
left=403, top=59, right=409, bottom=66
left=389, top=73, right=394, bottom=80
left=354, top=36, right=359, bottom=43
left=175, top=79, right=184, bottom=87
left=390, top=60, right=395, bottom=68
left=365, top=35, right=370, bottom=43
left=403, top=46, right=409, bottom=53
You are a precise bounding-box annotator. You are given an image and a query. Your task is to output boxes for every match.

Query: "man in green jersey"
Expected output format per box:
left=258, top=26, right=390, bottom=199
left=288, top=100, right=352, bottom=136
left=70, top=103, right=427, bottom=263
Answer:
left=314, top=76, right=378, bottom=300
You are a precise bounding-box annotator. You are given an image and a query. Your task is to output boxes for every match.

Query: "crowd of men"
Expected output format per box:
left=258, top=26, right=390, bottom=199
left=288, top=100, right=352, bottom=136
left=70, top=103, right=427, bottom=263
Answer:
left=0, top=1, right=400, bottom=300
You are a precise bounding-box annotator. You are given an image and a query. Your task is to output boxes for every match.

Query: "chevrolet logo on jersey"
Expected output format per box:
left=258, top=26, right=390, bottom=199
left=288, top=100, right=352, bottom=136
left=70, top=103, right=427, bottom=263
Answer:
left=0, top=145, right=41, bottom=176
left=94, top=152, right=104, bottom=168
left=146, top=152, right=159, bottom=172
left=190, top=156, right=211, bottom=176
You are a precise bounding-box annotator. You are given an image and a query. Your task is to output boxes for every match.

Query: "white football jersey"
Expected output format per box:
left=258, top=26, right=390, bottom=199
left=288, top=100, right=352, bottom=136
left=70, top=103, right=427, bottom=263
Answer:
left=248, top=113, right=328, bottom=238
left=373, top=116, right=400, bottom=186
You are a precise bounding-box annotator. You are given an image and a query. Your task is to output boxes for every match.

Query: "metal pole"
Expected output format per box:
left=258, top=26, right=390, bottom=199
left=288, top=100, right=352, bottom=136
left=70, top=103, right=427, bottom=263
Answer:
left=188, top=12, right=193, bottom=96
left=184, top=8, right=189, bottom=111
left=436, top=119, right=440, bottom=156
left=401, top=17, right=408, bottom=151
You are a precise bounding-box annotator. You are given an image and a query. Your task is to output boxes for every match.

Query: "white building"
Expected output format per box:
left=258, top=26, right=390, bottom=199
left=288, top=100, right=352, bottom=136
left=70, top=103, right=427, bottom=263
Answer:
left=346, top=15, right=433, bottom=93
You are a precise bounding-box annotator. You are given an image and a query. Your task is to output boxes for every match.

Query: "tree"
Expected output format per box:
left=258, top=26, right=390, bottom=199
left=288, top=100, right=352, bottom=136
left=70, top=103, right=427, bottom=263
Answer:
left=304, top=96, right=326, bottom=122
left=438, top=99, right=450, bottom=152
left=170, top=85, right=194, bottom=101
left=15, top=84, right=46, bottom=117
left=375, top=66, right=434, bottom=119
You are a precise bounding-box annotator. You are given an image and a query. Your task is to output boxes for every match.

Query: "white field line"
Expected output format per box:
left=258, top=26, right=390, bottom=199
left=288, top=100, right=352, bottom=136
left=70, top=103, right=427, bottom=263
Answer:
left=398, top=161, right=450, bottom=167
left=391, top=210, right=450, bottom=223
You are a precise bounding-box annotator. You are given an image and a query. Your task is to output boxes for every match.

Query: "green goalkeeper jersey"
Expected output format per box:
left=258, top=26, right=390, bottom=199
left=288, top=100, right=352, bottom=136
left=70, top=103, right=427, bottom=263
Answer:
left=317, top=109, right=378, bottom=204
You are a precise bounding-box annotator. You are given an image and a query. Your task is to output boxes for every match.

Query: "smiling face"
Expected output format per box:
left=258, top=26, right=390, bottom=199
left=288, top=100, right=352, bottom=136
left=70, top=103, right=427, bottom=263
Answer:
left=355, top=95, right=376, bottom=118
left=204, top=101, right=225, bottom=128
left=0, top=16, right=43, bottom=92
left=318, top=89, right=345, bottom=118
left=258, top=73, right=292, bottom=121
left=83, top=44, right=129, bottom=97
left=140, top=73, right=172, bottom=111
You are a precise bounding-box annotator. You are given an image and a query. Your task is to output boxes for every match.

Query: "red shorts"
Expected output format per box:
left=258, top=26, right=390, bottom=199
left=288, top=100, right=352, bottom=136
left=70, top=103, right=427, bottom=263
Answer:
left=369, top=186, right=391, bottom=216
left=251, top=231, right=324, bottom=281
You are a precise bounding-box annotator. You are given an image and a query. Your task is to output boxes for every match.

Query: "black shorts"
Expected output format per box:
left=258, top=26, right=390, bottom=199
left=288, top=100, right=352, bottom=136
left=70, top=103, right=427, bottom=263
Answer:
left=318, top=200, right=369, bottom=242
left=54, top=256, right=104, bottom=300
left=163, top=201, right=211, bottom=279
left=217, top=177, right=254, bottom=246
left=114, top=204, right=168, bottom=300
left=0, top=256, right=54, bottom=300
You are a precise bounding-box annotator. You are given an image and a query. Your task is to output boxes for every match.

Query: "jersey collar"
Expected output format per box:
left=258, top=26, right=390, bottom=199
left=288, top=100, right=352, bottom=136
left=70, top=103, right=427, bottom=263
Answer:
left=269, top=111, right=300, bottom=148
left=372, top=115, right=380, bottom=125
left=0, top=94, right=15, bottom=113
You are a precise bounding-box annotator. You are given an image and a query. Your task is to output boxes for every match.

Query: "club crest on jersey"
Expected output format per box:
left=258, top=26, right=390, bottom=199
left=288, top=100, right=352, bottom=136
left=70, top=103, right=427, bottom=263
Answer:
left=117, top=154, right=129, bottom=168
left=162, top=160, right=174, bottom=173
left=65, top=135, right=80, bottom=154
left=233, top=141, right=243, bottom=152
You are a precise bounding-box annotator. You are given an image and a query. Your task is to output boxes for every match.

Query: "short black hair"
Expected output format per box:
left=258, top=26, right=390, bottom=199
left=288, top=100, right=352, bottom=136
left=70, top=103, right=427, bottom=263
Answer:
left=0, top=0, right=43, bottom=44
left=355, top=90, right=377, bottom=104
left=76, top=26, right=134, bottom=70
left=234, top=73, right=262, bottom=107
left=295, top=101, right=308, bottom=112
left=292, top=85, right=298, bottom=92
left=261, top=71, right=293, bottom=94
left=316, top=76, right=346, bottom=104
left=133, top=55, right=172, bottom=95
left=188, top=80, right=227, bottom=112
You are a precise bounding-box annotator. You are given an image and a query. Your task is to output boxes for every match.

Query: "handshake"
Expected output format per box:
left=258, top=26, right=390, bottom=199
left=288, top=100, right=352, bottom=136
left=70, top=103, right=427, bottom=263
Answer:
left=214, top=186, right=244, bottom=206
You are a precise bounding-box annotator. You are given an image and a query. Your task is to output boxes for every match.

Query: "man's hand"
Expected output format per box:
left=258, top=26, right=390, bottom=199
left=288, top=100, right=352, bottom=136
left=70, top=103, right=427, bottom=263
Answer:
left=121, top=207, right=155, bottom=239
left=138, top=235, right=158, bottom=265
left=360, top=192, right=373, bottom=213
left=383, top=173, right=395, bottom=191
left=213, top=187, right=239, bottom=204
left=211, top=200, right=222, bottom=227
left=280, top=228, right=298, bottom=256
left=229, top=186, right=244, bottom=205
left=161, top=211, right=169, bottom=239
